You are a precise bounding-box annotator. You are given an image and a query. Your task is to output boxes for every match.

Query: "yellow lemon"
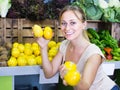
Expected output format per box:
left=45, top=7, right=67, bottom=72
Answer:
left=24, top=43, right=31, bottom=48
left=64, top=61, right=77, bottom=71
left=64, top=70, right=81, bottom=86
left=43, top=26, right=53, bottom=40
left=11, top=48, right=20, bottom=58
left=31, top=43, right=40, bottom=51
left=32, top=24, right=43, bottom=37
left=51, top=46, right=59, bottom=51
left=13, top=42, right=19, bottom=48
left=33, top=49, right=40, bottom=56
left=27, top=57, right=37, bottom=65
left=7, top=57, right=17, bottom=66
left=48, top=40, right=56, bottom=48
left=32, top=42, right=39, bottom=47
left=24, top=48, right=33, bottom=56
left=35, top=56, right=42, bottom=65
left=56, top=42, right=61, bottom=47
left=48, top=49, right=57, bottom=57
left=18, top=43, right=25, bottom=53
left=17, top=56, right=27, bottom=66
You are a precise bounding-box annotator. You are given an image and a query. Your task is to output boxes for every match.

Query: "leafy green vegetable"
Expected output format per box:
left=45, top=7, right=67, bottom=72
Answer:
left=72, top=0, right=103, bottom=20
left=87, top=28, right=100, bottom=40
left=102, top=7, right=120, bottom=22
left=0, top=0, right=11, bottom=17
left=85, top=5, right=103, bottom=20
left=108, top=0, right=120, bottom=8
left=98, top=30, right=118, bottom=50
left=7, top=0, right=45, bottom=21
left=87, top=28, right=118, bottom=52
left=44, top=0, right=70, bottom=19
left=99, top=0, right=108, bottom=9
left=98, top=0, right=120, bottom=22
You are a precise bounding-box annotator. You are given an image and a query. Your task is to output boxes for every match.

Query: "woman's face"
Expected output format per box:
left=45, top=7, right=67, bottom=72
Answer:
left=60, top=10, right=86, bottom=40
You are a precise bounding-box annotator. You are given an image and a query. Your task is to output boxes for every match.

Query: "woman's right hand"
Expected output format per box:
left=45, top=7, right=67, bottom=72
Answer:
left=37, top=37, right=50, bottom=49
left=59, top=64, right=68, bottom=86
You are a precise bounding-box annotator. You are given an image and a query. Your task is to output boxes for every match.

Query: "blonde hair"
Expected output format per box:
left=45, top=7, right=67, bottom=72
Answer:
left=83, top=30, right=90, bottom=41
left=59, top=5, right=86, bottom=23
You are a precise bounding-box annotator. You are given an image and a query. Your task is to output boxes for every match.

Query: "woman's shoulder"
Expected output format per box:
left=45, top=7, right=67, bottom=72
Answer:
left=85, top=43, right=106, bottom=60
left=59, top=40, right=69, bottom=54
left=88, top=44, right=101, bottom=51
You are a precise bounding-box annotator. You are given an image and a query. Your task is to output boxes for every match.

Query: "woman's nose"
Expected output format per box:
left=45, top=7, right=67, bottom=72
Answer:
left=65, top=24, right=70, bottom=31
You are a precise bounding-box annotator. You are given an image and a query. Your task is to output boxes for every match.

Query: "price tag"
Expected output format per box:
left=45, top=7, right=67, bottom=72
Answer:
left=102, top=63, right=115, bottom=75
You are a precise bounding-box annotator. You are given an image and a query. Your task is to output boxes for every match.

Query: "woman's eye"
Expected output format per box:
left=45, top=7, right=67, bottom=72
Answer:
left=70, top=22, right=76, bottom=25
left=61, top=22, right=67, bottom=26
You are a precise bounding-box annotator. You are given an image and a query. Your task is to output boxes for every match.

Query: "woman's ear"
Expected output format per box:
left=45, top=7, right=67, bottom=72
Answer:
left=82, top=21, right=87, bottom=30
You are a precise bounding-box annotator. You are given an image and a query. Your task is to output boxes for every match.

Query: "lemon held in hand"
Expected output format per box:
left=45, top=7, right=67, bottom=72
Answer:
left=64, top=61, right=81, bottom=86
left=64, top=70, right=81, bottom=86
left=64, top=61, right=77, bottom=71
left=43, top=26, right=53, bottom=40
left=32, top=24, right=43, bottom=37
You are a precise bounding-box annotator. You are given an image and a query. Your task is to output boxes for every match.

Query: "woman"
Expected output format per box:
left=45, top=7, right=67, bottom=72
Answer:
left=37, top=5, right=119, bottom=90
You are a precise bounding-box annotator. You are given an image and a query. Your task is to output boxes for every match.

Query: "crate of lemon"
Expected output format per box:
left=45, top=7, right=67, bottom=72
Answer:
left=7, top=39, right=61, bottom=67
left=64, top=61, right=81, bottom=86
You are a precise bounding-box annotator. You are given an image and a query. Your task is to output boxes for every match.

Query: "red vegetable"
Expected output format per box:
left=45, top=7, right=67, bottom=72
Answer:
left=106, top=54, right=113, bottom=60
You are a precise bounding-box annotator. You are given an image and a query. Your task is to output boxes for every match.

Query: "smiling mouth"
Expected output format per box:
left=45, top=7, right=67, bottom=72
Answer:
left=65, top=31, right=74, bottom=36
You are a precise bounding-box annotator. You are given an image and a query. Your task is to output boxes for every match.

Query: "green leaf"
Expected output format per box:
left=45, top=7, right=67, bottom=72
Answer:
left=85, top=5, right=103, bottom=20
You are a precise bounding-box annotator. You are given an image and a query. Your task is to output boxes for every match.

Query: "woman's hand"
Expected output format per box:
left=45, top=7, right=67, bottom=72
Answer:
left=37, top=37, right=50, bottom=49
left=59, top=64, right=68, bottom=86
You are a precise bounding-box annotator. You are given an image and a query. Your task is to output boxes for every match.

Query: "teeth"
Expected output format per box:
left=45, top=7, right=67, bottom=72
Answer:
left=66, top=31, right=74, bottom=35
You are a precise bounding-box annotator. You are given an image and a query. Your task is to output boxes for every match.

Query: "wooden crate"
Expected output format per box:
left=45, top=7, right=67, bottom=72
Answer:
left=0, top=18, right=57, bottom=44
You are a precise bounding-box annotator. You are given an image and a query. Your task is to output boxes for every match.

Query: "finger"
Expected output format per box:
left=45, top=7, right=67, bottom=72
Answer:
left=59, top=66, right=68, bottom=79
left=63, top=79, right=68, bottom=86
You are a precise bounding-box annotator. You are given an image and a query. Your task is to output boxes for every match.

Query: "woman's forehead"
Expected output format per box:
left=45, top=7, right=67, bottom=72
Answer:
left=61, top=10, right=82, bottom=20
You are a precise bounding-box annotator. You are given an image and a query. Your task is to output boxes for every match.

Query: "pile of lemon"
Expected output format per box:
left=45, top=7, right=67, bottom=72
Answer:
left=7, top=41, right=61, bottom=67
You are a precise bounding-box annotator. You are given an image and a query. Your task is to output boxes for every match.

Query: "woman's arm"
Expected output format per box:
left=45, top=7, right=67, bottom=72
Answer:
left=76, top=54, right=103, bottom=90
left=37, top=37, right=63, bottom=78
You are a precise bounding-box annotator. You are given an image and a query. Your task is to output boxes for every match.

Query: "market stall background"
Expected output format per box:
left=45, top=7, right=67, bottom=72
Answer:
left=0, top=0, right=120, bottom=90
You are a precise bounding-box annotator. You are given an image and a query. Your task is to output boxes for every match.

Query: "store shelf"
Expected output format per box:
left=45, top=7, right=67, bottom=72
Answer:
left=104, top=61, right=120, bottom=69
left=0, top=65, right=40, bottom=76
left=0, top=61, right=120, bottom=76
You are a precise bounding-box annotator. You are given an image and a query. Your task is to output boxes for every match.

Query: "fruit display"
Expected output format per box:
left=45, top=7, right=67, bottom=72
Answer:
left=32, top=24, right=53, bottom=40
left=63, top=61, right=81, bottom=86
left=87, top=28, right=120, bottom=61
left=7, top=41, right=61, bottom=67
